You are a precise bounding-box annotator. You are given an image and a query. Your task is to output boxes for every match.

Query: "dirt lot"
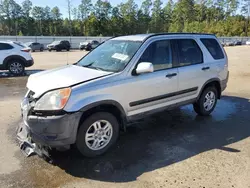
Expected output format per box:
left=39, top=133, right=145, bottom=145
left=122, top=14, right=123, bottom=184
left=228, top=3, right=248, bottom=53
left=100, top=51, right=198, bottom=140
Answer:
left=0, top=47, right=250, bottom=188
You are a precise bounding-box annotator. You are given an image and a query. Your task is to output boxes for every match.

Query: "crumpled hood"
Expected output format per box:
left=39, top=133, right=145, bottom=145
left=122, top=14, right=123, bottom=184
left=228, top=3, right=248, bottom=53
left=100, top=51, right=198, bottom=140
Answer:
left=27, top=65, right=111, bottom=98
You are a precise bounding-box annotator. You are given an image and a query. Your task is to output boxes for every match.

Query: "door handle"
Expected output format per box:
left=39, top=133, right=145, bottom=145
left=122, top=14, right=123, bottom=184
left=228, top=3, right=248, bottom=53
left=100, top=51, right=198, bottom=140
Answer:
left=202, top=67, right=210, bottom=71
left=166, top=73, right=177, bottom=78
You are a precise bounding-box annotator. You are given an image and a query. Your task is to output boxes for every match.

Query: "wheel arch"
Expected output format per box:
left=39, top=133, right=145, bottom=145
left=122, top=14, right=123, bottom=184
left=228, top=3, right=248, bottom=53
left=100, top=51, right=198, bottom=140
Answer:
left=197, top=78, right=222, bottom=100
left=3, top=55, right=26, bottom=69
left=77, top=100, right=127, bottom=133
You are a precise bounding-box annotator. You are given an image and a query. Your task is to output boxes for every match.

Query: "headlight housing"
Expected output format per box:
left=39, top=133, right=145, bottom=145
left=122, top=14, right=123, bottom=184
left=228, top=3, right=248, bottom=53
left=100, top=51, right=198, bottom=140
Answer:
left=34, top=88, right=71, bottom=111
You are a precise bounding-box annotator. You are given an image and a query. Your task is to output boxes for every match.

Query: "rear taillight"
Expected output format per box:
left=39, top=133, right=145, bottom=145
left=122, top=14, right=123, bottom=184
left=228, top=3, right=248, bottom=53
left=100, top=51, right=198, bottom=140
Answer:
left=21, top=48, right=31, bottom=52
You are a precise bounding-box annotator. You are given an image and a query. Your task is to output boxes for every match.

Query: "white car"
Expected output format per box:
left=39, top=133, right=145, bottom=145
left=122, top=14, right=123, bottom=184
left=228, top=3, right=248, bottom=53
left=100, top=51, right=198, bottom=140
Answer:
left=0, top=41, right=34, bottom=75
left=246, top=40, right=250, bottom=45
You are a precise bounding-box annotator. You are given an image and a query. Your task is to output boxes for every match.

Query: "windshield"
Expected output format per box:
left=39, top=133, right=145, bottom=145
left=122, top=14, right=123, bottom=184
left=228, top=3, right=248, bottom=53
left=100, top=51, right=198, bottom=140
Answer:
left=51, top=41, right=60, bottom=45
left=24, top=42, right=32, bottom=46
left=77, top=40, right=142, bottom=72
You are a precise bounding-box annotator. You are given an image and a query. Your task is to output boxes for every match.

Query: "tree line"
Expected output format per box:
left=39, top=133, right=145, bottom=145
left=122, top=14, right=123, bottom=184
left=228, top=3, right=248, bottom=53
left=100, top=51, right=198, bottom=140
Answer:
left=0, top=0, right=250, bottom=37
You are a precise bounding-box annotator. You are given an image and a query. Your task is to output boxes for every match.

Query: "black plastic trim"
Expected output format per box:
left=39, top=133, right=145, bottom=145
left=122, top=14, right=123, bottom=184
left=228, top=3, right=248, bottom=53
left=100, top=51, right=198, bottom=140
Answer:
left=31, top=109, right=68, bottom=116
left=196, top=78, right=221, bottom=100
left=127, top=98, right=197, bottom=122
left=80, top=100, right=126, bottom=116
left=129, top=87, right=198, bottom=107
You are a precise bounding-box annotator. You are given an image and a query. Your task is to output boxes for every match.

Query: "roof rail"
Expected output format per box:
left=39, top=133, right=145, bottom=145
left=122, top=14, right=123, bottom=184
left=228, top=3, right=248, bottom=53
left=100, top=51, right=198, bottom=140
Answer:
left=153, top=32, right=215, bottom=36
left=142, top=32, right=215, bottom=42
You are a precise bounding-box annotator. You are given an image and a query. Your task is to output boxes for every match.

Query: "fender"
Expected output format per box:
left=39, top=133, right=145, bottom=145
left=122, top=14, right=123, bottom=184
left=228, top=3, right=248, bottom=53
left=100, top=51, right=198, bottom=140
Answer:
left=197, top=78, right=221, bottom=100
left=3, top=55, right=26, bottom=69
left=79, top=99, right=126, bottom=116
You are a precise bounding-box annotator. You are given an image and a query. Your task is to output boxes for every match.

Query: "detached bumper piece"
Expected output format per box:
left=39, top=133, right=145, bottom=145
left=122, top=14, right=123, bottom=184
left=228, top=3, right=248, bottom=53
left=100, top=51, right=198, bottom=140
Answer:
left=17, top=122, right=53, bottom=163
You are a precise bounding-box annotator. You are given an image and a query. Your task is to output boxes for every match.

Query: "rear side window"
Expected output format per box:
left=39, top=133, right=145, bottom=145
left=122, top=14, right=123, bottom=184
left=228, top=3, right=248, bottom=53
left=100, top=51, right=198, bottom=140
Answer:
left=175, top=39, right=203, bottom=67
left=0, top=43, right=14, bottom=50
left=200, top=38, right=224, bottom=60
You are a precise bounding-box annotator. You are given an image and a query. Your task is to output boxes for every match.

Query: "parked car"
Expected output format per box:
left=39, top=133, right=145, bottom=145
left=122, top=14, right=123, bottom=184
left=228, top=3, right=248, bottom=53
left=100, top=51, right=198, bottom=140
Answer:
left=225, top=41, right=234, bottom=46
left=233, top=40, right=242, bottom=46
left=220, top=41, right=225, bottom=47
left=79, top=40, right=100, bottom=51
left=17, top=33, right=229, bottom=158
left=25, top=42, right=44, bottom=52
left=47, top=40, right=71, bottom=52
left=246, top=40, right=250, bottom=45
left=0, top=41, right=34, bottom=75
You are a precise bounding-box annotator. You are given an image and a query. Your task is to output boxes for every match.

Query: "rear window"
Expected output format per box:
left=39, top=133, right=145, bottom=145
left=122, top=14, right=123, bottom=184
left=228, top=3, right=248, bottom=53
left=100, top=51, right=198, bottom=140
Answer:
left=200, top=38, right=224, bottom=60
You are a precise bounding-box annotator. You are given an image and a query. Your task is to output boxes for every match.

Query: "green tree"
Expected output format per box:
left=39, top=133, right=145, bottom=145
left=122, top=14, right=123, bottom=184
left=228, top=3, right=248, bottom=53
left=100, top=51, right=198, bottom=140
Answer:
left=32, top=6, right=45, bottom=35
left=150, top=0, right=163, bottom=32
left=22, top=0, right=32, bottom=18
left=241, top=0, right=250, bottom=36
left=79, top=0, right=92, bottom=35
left=0, top=0, right=22, bottom=34
left=51, top=6, right=62, bottom=35
left=163, top=0, right=174, bottom=32
left=21, top=0, right=32, bottom=35
left=94, top=0, right=112, bottom=35
left=119, top=0, right=138, bottom=34
left=140, top=0, right=152, bottom=33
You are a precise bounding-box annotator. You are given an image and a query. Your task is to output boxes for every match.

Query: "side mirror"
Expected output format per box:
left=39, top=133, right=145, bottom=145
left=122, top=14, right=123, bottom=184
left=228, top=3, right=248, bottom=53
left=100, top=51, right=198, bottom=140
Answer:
left=135, top=62, right=154, bottom=75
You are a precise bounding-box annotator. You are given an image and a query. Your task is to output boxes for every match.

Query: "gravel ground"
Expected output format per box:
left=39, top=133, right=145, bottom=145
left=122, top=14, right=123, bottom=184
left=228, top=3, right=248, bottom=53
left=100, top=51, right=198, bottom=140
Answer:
left=0, top=47, right=250, bottom=188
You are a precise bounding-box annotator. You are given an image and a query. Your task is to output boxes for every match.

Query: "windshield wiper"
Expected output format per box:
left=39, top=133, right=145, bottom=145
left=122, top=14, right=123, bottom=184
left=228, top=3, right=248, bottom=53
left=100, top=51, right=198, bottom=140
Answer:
left=82, top=62, right=95, bottom=67
left=80, top=62, right=114, bottom=72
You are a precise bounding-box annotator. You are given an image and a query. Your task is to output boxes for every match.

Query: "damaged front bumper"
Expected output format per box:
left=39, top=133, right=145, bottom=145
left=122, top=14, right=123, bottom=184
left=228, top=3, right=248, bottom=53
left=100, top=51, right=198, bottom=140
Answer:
left=16, top=121, right=52, bottom=162
left=17, top=97, right=82, bottom=159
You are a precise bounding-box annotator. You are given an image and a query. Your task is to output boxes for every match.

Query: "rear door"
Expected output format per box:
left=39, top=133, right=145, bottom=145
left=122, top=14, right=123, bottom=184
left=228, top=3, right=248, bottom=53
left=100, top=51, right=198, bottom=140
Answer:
left=173, top=38, right=207, bottom=101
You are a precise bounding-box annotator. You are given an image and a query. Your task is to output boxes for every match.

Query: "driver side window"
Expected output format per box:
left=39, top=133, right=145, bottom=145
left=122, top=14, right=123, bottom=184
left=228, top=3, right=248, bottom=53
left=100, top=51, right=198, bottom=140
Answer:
left=139, top=40, right=172, bottom=71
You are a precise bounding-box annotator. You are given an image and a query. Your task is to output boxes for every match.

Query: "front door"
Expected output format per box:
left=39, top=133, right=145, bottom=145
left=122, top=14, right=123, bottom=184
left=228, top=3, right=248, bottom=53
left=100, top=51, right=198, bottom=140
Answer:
left=126, top=39, right=179, bottom=117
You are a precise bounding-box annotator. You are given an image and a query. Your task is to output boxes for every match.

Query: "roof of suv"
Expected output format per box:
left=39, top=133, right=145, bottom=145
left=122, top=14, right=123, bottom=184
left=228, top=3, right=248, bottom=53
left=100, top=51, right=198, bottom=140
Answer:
left=111, top=33, right=215, bottom=42
left=0, top=41, right=16, bottom=44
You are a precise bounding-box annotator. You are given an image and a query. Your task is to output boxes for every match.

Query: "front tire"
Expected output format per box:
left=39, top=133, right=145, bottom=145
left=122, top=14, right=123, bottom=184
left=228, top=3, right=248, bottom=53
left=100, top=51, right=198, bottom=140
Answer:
left=193, top=86, right=218, bottom=116
left=76, top=112, right=119, bottom=157
left=8, top=60, right=25, bottom=76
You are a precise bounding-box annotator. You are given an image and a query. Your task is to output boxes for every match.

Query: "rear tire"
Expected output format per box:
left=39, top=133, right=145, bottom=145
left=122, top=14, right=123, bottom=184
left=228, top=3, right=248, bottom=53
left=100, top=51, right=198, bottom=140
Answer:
left=8, top=59, right=25, bottom=76
left=40, top=47, right=44, bottom=52
left=76, top=112, right=119, bottom=157
left=193, top=86, right=218, bottom=116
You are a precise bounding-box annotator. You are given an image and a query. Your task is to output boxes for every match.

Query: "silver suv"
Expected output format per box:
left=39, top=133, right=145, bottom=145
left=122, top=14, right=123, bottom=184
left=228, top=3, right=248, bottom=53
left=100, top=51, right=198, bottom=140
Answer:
left=17, top=33, right=229, bottom=158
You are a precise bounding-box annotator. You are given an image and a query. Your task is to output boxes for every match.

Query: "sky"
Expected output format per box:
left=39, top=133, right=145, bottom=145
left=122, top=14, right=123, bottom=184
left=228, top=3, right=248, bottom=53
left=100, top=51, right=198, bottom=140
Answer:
left=15, top=0, right=143, bottom=18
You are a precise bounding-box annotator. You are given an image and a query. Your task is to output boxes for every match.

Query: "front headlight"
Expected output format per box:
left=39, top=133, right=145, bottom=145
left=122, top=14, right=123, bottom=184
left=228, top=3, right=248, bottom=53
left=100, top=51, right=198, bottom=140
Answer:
left=34, top=88, right=71, bottom=111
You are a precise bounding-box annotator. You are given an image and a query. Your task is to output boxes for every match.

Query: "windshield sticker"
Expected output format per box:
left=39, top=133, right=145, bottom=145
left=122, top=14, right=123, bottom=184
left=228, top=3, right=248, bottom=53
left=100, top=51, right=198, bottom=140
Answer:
left=112, top=53, right=129, bottom=61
